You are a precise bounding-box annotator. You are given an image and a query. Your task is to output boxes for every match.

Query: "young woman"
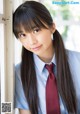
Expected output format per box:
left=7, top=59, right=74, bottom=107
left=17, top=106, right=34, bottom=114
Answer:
left=13, top=1, right=80, bottom=114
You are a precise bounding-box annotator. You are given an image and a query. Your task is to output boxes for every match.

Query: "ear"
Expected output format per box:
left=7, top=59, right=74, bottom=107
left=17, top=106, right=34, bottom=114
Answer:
left=50, top=22, right=56, bottom=33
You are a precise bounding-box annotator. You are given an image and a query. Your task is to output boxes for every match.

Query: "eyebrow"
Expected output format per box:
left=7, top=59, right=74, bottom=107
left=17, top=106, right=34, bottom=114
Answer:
left=18, top=25, right=40, bottom=34
left=18, top=31, right=24, bottom=34
left=31, top=25, right=39, bottom=29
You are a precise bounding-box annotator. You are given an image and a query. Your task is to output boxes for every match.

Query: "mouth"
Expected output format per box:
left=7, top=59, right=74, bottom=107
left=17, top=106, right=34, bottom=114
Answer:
left=31, top=45, right=42, bottom=51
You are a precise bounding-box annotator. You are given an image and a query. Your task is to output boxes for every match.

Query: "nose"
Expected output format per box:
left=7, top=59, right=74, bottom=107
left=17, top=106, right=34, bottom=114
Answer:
left=28, top=34, right=37, bottom=45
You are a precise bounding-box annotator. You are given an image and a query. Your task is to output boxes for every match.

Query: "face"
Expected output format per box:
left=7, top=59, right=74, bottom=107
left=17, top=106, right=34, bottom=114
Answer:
left=18, top=23, right=55, bottom=62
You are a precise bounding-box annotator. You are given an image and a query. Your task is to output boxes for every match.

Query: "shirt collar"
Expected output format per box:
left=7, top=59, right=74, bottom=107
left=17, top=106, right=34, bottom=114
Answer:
left=33, top=53, right=56, bottom=74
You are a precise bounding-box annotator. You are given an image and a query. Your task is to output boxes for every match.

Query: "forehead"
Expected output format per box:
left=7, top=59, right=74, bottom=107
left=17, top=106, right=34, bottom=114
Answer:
left=18, top=24, right=40, bottom=34
left=14, top=14, right=50, bottom=38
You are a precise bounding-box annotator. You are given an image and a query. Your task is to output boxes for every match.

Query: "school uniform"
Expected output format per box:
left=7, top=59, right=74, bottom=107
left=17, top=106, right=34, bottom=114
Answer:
left=14, top=49, right=80, bottom=114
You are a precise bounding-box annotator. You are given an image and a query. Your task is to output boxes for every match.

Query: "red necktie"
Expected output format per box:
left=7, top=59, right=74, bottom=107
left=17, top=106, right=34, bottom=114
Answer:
left=45, top=63, right=60, bottom=114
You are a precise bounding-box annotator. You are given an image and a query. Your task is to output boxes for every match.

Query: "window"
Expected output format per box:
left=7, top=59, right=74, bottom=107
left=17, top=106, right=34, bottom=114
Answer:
left=1, top=0, right=14, bottom=113
left=41, top=0, right=80, bottom=52
left=0, top=0, right=5, bottom=103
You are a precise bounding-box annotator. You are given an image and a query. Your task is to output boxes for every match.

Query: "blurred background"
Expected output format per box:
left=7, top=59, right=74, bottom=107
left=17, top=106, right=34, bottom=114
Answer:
left=0, top=0, right=80, bottom=114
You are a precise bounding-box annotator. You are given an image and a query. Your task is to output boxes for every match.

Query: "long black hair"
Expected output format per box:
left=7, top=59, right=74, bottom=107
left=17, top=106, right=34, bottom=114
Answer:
left=13, top=1, right=77, bottom=114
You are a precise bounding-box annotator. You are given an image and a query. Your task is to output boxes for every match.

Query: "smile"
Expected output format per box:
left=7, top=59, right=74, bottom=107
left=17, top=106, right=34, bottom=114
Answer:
left=31, top=45, right=42, bottom=51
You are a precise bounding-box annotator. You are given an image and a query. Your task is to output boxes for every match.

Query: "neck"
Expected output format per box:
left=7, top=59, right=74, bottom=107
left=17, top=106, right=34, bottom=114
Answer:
left=39, top=55, right=54, bottom=63
left=38, top=44, right=54, bottom=63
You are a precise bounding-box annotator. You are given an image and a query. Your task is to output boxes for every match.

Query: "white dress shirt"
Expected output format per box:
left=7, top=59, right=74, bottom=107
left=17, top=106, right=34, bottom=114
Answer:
left=14, top=49, right=80, bottom=114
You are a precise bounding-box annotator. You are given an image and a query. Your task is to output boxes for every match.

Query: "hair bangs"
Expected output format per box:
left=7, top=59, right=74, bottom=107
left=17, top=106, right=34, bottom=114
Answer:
left=20, top=14, right=48, bottom=33
left=13, top=9, right=48, bottom=38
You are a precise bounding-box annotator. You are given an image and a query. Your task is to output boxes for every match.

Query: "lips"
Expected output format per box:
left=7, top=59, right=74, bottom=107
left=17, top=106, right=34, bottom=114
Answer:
left=31, top=45, right=42, bottom=51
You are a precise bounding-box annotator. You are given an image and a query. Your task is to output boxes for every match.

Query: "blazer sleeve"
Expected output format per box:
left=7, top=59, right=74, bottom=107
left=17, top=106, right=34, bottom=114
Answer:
left=14, top=63, right=29, bottom=110
left=67, top=50, right=80, bottom=113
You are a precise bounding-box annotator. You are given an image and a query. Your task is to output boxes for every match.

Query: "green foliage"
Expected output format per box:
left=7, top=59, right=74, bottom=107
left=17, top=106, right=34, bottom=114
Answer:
left=60, top=5, right=71, bottom=20
left=43, top=0, right=79, bottom=39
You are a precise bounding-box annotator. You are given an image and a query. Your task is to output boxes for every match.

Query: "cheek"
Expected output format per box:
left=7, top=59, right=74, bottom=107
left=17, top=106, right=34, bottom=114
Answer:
left=22, top=43, right=30, bottom=51
left=40, top=33, right=51, bottom=43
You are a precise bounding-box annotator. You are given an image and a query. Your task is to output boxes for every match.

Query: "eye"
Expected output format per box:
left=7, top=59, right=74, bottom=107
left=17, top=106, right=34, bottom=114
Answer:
left=18, top=33, right=26, bottom=38
left=33, top=28, right=40, bottom=33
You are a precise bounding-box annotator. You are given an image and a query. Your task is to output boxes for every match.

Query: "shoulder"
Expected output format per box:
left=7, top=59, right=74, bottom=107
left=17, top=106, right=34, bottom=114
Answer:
left=15, top=63, right=21, bottom=72
left=66, top=49, right=80, bottom=60
left=66, top=50, right=80, bottom=99
left=15, top=63, right=21, bottom=80
left=66, top=49, right=80, bottom=67
left=66, top=49, right=80, bottom=81
left=66, top=49, right=80, bottom=55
